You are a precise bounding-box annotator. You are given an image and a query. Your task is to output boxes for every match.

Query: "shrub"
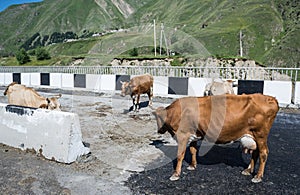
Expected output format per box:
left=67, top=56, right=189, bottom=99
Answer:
left=15, top=48, right=30, bottom=64
left=35, top=47, right=51, bottom=60
left=129, top=48, right=138, bottom=56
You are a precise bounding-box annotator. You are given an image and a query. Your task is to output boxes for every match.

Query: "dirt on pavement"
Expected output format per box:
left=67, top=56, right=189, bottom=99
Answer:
left=0, top=88, right=299, bottom=194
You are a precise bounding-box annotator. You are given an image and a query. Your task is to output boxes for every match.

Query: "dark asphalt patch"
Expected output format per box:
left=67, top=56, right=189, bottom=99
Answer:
left=126, top=112, right=300, bottom=194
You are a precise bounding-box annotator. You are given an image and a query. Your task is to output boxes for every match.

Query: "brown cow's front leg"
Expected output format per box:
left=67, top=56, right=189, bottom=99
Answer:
left=187, top=141, right=197, bottom=171
left=170, top=134, right=189, bottom=181
left=131, top=96, right=136, bottom=111
left=252, top=140, right=269, bottom=183
left=242, top=148, right=259, bottom=176
left=148, top=87, right=153, bottom=107
left=136, top=94, right=140, bottom=111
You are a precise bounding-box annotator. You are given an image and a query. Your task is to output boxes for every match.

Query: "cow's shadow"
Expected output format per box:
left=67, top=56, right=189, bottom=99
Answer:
left=125, top=101, right=150, bottom=113
left=150, top=140, right=248, bottom=169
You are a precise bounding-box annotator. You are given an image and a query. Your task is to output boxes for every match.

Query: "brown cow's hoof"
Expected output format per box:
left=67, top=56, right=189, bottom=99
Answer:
left=241, top=169, right=251, bottom=176
left=251, top=176, right=262, bottom=183
left=187, top=165, right=196, bottom=171
left=169, top=173, right=180, bottom=181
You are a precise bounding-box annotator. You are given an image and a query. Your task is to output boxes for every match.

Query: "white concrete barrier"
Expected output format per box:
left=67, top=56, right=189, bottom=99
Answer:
left=263, top=81, right=292, bottom=105
left=188, top=78, right=211, bottom=96
left=61, top=73, right=74, bottom=88
left=100, top=75, right=115, bottom=91
left=0, top=73, right=4, bottom=85
left=86, top=74, right=101, bottom=91
left=294, top=82, right=300, bottom=105
left=21, top=73, right=31, bottom=86
left=50, top=73, right=62, bottom=88
left=30, top=73, right=41, bottom=86
left=0, top=103, right=89, bottom=163
left=153, top=76, right=168, bottom=96
left=3, top=73, right=13, bottom=85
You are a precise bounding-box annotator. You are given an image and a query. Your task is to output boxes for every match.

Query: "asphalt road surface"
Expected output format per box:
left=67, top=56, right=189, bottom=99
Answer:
left=126, top=111, right=300, bottom=195
left=0, top=88, right=299, bottom=194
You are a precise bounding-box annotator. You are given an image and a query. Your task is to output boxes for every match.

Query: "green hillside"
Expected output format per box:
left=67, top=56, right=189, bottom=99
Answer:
left=0, top=0, right=299, bottom=67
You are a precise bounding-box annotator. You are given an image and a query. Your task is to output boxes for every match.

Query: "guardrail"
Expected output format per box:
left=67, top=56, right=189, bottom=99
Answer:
left=0, top=66, right=299, bottom=81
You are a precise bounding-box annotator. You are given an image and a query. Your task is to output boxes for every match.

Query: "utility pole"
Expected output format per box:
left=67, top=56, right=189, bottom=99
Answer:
left=239, top=30, right=243, bottom=57
left=153, top=19, right=157, bottom=57
left=160, top=23, right=169, bottom=56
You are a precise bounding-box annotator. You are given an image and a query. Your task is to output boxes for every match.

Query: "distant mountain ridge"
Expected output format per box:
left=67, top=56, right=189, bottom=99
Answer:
left=0, top=0, right=299, bottom=67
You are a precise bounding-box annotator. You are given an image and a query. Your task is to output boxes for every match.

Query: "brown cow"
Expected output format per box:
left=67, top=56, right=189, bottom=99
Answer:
left=4, top=82, right=61, bottom=110
left=120, top=74, right=153, bottom=111
left=153, top=93, right=279, bottom=183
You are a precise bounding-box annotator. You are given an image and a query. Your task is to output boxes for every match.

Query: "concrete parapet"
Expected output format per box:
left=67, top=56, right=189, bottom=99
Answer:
left=0, top=103, right=89, bottom=163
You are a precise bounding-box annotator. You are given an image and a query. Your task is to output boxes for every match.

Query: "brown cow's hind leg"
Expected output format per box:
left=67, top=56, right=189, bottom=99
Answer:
left=149, top=87, right=153, bottom=107
left=147, top=91, right=153, bottom=107
left=251, top=139, right=268, bottom=183
left=242, top=149, right=259, bottom=176
left=187, top=141, right=197, bottom=171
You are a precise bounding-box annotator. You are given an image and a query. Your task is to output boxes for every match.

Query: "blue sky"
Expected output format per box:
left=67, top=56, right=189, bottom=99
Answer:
left=0, top=0, right=42, bottom=12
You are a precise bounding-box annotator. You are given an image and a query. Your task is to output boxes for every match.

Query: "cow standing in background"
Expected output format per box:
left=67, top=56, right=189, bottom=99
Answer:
left=120, top=74, right=154, bottom=111
left=4, top=82, right=62, bottom=110
left=204, top=79, right=235, bottom=96
left=153, top=94, right=279, bottom=183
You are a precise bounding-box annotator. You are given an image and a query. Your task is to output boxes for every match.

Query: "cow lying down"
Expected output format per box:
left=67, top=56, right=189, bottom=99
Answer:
left=204, top=79, right=235, bottom=96
left=153, top=93, right=279, bottom=183
left=4, top=82, right=61, bottom=110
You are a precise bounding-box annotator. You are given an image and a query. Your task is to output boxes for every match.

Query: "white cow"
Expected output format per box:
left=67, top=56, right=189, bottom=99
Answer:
left=204, top=79, right=235, bottom=96
left=4, top=82, right=61, bottom=110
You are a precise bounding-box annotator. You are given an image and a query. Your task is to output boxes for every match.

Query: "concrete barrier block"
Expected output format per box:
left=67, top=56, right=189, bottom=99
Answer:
left=41, top=73, right=50, bottom=86
left=30, top=73, right=41, bottom=86
left=21, top=73, right=31, bottom=86
left=0, top=73, right=4, bottom=85
left=238, top=80, right=264, bottom=95
left=0, top=103, right=89, bottom=163
left=294, top=82, right=300, bottom=105
left=86, top=74, right=101, bottom=91
left=4, top=73, right=13, bottom=85
left=153, top=76, right=168, bottom=96
left=263, top=81, right=292, bottom=104
left=188, top=78, right=211, bottom=96
left=100, top=75, right=115, bottom=91
left=50, top=73, right=62, bottom=88
left=61, top=74, right=74, bottom=88
left=168, top=77, right=188, bottom=95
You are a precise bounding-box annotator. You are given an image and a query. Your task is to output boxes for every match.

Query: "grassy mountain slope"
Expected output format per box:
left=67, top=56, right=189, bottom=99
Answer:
left=0, top=0, right=299, bottom=67
left=129, top=0, right=298, bottom=66
left=0, top=0, right=152, bottom=55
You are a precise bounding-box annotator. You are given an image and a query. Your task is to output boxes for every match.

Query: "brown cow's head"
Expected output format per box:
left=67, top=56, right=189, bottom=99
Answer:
left=120, top=81, right=131, bottom=97
left=45, top=94, right=62, bottom=110
left=152, top=107, right=169, bottom=134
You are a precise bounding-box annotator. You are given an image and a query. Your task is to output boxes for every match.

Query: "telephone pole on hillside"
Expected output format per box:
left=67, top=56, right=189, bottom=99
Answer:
left=239, top=30, right=243, bottom=57
left=153, top=19, right=157, bottom=57
left=160, top=23, right=169, bottom=56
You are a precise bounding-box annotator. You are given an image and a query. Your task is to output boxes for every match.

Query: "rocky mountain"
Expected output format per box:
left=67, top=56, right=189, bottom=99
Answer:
left=0, top=0, right=299, bottom=67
